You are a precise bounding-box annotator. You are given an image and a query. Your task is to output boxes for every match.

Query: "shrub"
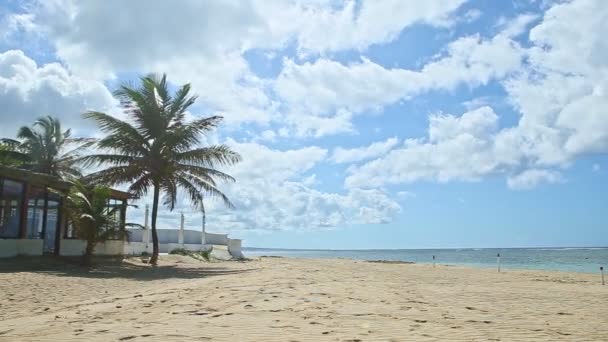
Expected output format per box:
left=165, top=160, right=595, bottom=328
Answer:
left=169, top=248, right=190, bottom=256
left=198, top=250, right=211, bottom=261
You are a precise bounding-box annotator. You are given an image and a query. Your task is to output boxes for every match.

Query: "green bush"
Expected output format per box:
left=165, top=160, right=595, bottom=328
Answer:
left=169, top=248, right=190, bottom=256
left=198, top=250, right=211, bottom=261
left=168, top=248, right=211, bottom=261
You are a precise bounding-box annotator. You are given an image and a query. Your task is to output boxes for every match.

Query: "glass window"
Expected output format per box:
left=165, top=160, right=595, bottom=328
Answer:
left=0, top=179, right=24, bottom=238
left=26, top=188, right=46, bottom=239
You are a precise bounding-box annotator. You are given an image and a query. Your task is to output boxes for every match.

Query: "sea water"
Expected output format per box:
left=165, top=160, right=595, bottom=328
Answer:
left=244, top=247, right=608, bottom=274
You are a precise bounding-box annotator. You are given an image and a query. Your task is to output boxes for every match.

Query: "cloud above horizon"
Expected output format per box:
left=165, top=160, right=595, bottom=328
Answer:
left=1, top=0, right=607, bottom=234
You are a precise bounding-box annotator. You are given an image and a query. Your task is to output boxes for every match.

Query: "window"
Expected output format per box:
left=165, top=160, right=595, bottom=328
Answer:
left=0, top=179, right=24, bottom=238
left=26, top=188, right=46, bottom=239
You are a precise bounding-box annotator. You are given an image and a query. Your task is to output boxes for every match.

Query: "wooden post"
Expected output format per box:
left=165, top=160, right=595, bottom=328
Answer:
left=18, top=183, right=30, bottom=238
left=497, top=253, right=501, bottom=273
left=120, top=199, right=127, bottom=230
left=601, top=267, right=605, bottom=286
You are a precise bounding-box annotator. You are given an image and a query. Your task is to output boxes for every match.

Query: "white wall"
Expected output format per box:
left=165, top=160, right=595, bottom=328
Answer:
left=59, top=239, right=125, bottom=256
left=0, top=239, right=17, bottom=258
left=94, top=240, right=124, bottom=256
left=228, top=239, right=243, bottom=259
left=59, top=239, right=86, bottom=256
left=123, top=242, right=153, bottom=256
left=0, top=239, right=43, bottom=258
left=205, top=233, right=229, bottom=245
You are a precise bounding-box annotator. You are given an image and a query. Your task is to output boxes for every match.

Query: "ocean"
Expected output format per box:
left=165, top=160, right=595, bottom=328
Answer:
left=244, top=247, right=608, bottom=274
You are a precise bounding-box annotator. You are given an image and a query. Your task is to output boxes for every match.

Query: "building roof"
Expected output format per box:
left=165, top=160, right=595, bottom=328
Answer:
left=0, top=165, right=135, bottom=201
left=0, top=165, right=72, bottom=191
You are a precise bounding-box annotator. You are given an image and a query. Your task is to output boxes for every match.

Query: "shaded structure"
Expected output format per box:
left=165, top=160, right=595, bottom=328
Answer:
left=0, top=166, right=130, bottom=257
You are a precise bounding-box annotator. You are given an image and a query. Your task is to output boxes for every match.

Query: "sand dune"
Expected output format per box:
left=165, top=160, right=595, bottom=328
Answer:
left=0, top=256, right=606, bottom=341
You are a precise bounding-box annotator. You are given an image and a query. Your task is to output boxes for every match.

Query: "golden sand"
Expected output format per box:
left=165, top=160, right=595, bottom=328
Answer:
left=1, top=256, right=606, bottom=341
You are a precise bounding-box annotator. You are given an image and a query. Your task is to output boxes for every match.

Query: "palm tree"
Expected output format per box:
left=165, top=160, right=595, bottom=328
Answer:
left=64, top=181, right=131, bottom=266
left=81, top=74, right=241, bottom=265
left=1, top=116, right=90, bottom=179
left=0, top=139, right=28, bottom=167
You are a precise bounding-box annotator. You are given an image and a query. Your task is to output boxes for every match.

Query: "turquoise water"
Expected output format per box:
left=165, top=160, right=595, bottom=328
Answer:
left=244, top=247, right=608, bottom=274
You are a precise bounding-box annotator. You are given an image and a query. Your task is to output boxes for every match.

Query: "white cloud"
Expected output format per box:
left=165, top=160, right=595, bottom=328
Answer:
left=331, top=137, right=399, bottom=164
left=125, top=140, right=401, bottom=232
left=0, top=49, right=115, bottom=137
left=345, top=107, right=501, bottom=188
left=11, top=0, right=470, bottom=130
left=275, top=21, right=526, bottom=136
left=288, top=0, right=468, bottom=55
left=462, top=9, right=482, bottom=23
left=343, top=1, right=608, bottom=191
left=130, top=140, right=401, bottom=232
left=502, top=0, right=608, bottom=163
left=507, top=169, right=564, bottom=190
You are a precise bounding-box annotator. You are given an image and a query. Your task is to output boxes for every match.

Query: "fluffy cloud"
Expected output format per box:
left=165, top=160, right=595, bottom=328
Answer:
left=344, top=0, right=608, bottom=190
left=331, top=137, right=399, bottom=164
left=0, top=49, right=115, bottom=137
left=286, top=0, right=468, bottom=55
left=215, top=140, right=400, bottom=231
left=127, top=140, right=401, bottom=232
left=502, top=0, right=608, bottom=163
left=345, top=106, right=501, bottom=188
left=11, top=0, right=469, bottom=130
left=275, top=20, right=527, bottom=136
left=507, top=169, right=564, bottom=190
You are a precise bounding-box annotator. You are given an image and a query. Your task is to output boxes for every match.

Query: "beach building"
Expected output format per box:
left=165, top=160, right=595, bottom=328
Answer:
left=0, top=165, right=129, bottom=258
left=0, top=166, right=243, bottom=259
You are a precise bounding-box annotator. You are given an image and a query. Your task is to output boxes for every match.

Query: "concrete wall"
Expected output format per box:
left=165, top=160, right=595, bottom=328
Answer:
left=94, top=240, right=125, bottom=256
left=128, top=229, right=145, bottom=243
left=0, top=239, right=17, bottom=258
left=0, top=239, right=44, bottom=257
left=157, top=229, right=179, bottom=244
left=123, top=242, right=153, bottom=256
left=205, top=233, right=229, bottom=245
left=59, top=239, right=125, bottom=256
left=228, top=239, right=243, bottom=259
left=59, top=239, right=86, bottom=256
left=184, top=229, right=203, bottom=244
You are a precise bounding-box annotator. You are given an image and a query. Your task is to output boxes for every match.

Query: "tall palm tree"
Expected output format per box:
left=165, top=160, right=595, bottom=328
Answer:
left=81, top=74, right=241, bottom=265
left=1, top=116, right=89, bottom=179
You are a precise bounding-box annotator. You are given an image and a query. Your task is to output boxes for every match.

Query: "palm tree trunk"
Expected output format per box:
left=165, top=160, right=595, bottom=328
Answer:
left=83, top=241, right=95, bottom=267
left=149, top=184, right=160, bottom=265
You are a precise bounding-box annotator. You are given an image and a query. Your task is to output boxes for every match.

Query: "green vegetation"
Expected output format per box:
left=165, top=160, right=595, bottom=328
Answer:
left=169, top=248, right=211, bottom=261
left=81, top=74, right=241, bottom=265
left=64, top=180, right=131, bottom=266
left=0, top=116, right=91, bottom=179
left=0, top=73, right=239, bottom=266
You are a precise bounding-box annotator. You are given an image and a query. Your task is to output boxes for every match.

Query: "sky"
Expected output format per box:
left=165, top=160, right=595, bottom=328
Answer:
left=0, top=0, right=607, bottom=249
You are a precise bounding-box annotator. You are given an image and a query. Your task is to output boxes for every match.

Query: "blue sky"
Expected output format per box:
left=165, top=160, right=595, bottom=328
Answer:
left=1, top=0, right=607, bottom=248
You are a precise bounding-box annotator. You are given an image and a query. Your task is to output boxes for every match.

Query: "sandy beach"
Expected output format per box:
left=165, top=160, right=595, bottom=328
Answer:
left=0, top=256, right=607, bottom=341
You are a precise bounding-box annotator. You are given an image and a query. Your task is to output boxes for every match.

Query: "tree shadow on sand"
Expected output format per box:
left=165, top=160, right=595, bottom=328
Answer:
left=0, top=256, right=255, bottom=280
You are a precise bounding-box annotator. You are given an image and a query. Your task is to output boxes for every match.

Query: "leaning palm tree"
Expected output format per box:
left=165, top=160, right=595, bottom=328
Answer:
left=1, top=116, right=89, bottom=179
left=81, top=74, right=241, bottom=265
